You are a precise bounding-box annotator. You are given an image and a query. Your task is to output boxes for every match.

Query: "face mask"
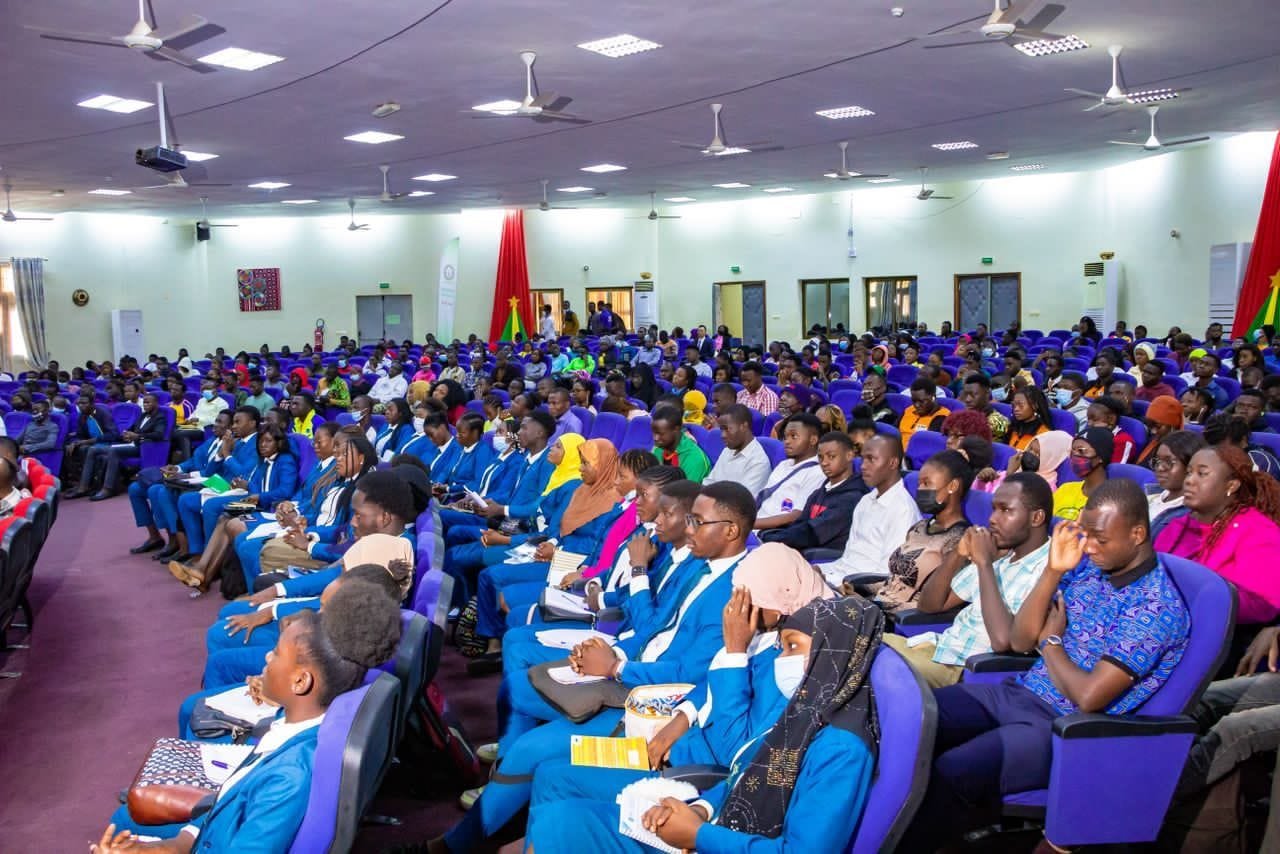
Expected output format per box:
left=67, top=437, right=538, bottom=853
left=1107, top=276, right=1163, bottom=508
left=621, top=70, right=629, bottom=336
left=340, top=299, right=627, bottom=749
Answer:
left=1070, top=455, right=1097, bottom=478
left=981, top=347, right=996, bottom=358
left=773, top=653, right=806, bottom=700
left=337, top=360, right=347, bottom=368
left=838, top=340, right=849, bottom=351
left=202, top=390, right=215, bottom=401
left=248, top=362, right=258, bottom=371
left=492, top=435, right=509, bottom=453
left=412, top=416, right=425, bottom=433
left=1021, top=451, right=1040, bottom=472
left=34, top=413, right=46, bottom=422
left=51, top=407, right=65, bottom=415
left=992, top=386, right=1008, bottom=403
left=1054, top=389, right=1074, bottom=407
left=915, top=488, right=946, bottom=516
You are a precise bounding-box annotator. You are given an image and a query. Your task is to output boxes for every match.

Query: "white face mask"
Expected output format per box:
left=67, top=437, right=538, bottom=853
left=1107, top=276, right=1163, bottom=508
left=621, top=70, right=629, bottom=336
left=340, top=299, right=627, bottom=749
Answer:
left=492, top=435, right=509, bottom=453
left=773, top=653, right=807, bottom=699
left=413, top=416, right=425, bottom=433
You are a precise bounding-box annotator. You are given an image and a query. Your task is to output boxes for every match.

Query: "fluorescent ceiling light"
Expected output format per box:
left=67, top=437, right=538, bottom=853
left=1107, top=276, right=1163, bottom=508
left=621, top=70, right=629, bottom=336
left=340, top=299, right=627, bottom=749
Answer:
left=762, top=187, right=794, bottom=193
left=197, top=47, right=285, bottom=71
left=1009, top=163, right=1046, bottom=171
left=557, top=186, right=594, bottom=193
left=577, top=34, right=662, bottom=58
left=181, top=151, right=218, bottom=162
left=823, top=171, right=862, bottom=178
left=88, top=188, right=131, bottom=195
left=867, top=177, right=900, bottom=183
left=472, top=99, right=523, bottom=114
left=248, top=181, right=290, bottom=190
left=986, top=151, right=1010, bottom=160
left=580, top=163, right=627, bottom=173
left=707, top=146, right=751, bottom=156
left=713, top=182, right=751, bottom=189
left=1126, top=88, right=1179, bottom=104
left=932, top=141, right=979, bottom=151
left=280, top=199, right=317, bottom=205
left=664, top=196, right=696, bottom=203
left=815, top=105, right=875, bottom=119
left=413, top=173, right=456, bottom=182
left=408, top=190, right=434, bottom=197
left=344, top=131, right=404, bottom=144
left=1013, top=35, right=1089, bottom=57
left=77, top=94, right=152, bottom=113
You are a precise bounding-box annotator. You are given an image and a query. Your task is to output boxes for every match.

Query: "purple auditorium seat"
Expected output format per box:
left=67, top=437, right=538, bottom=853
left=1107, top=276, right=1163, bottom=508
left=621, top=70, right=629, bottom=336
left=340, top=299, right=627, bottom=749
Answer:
left=3, top=411, right=31, bottom=438
left=831, top=390, right=863, bottom=419
left=289, top=674, right=400, bottom=854
left=689, top=424, right=724, bottom=462
left=991, top=442, right=1017, bottom=472
left=289, top=433, right=317, bottom=481
left=32, top=412, right=69, bottom=475
left=618, top=415, right=652, bottom=452
left=110, top=403, right=141, bottom=436
left=902, top=471, right=918, bottom=497
left=1117, top=416, right=1147, bottom=450
left=905, top=430, right=947, bottom=472
left=884, top=394, right=911, bottom=418
left=756, top=437, right=786, bottom=468
left=464, top=400, right=485, bottom=417
left=374, top=611, right=431, bottom=751
left=964, top=555, right=1234, bottom=846
left=887, top=365, right=919, bottom=387
left=1048, top=408, right=1078, bottom=435
left=1215, top=376, right=1242, bottom=404
left=1108, top=462, right=1157, bottom=488
left=963, top=489, right=993, bottom=526
left=762, top=411, right=783, bottom=437
left=120, top=407, right=175, bottom=472
left=1252, top=431, right=1280, bottom=460
left=749, top=409, right=764, bottom=437
left=589, top=411, right=627, bottom=447
left=570, top=406, right=595, bottom=436
left=874, top=422, right=901, bottom=443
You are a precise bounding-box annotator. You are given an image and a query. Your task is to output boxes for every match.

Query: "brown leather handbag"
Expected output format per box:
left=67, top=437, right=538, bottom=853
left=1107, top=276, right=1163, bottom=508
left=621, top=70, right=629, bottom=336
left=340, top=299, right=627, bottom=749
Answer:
left=126, top=738, right=219, bottom=825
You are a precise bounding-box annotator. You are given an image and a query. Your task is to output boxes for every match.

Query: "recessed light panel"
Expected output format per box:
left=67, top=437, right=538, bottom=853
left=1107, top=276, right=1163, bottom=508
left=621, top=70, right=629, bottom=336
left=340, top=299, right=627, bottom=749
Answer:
left=1126, top=88, right=1179, bottom=104
left=932, top=141, right=979, bottom=151
left=181, top=151, right=218, bottom=162
left=1013, top=35, right=1089, bottom=57
left=1010, top=163, right=1046, bottom=171
left=824, top=171, right=862, bottom=178
left=197, top=47, right=285, bottom=71
left=77, top=94, right=152, bottom=113
left=249, top=181, right=290, bottom=190
left=88, top=188, right=132, bottom=195
left=762, top=187, right=794, bottom=193
left=708, top=147, right=752, bottom=156
left=344, top=131, right=405, bottom=144
left=867, top=177, right=900, bottom=184
left=412, top=173, right=457, bottom=182
left=473, top=99, right=524, bottom=114
left=280, top=199, right=317, bottom=205
left=580, top=163, right=627, bottom=173
left=713, top=182, right=751, bottom=189
left=577, top=34, right=662, bottom=58
left=557, top=186, right=594, bottom=193
left=408, top=190, right=434, bottom=197
left=815, top=105, right=875, bottom=120
left=665, top=196, right=696, bottom=203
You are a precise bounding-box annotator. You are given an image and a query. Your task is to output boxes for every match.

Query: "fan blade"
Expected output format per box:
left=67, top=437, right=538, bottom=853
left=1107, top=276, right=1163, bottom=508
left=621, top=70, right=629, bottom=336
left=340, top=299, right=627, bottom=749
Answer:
left=1065, top=87, right=1106, bottom=99
left=545, top=95, right=573, bottom=112
left=676, top=142, right=709, bottom=150
left=1162, top=136, right=1210, bottom=147
left=924, top=39, right=997, bottom=49
left=997, top=0, right=1036, bottom=25
left=14, top=216, right=54, bottom=222
left=925, top=12, right=991, bottom=36
left=656, top=215, right=681, bottom=219
left=150, top=13, right=208, bottom=43
left=189, top=182, right=233, bottom=188
left=849, top=173, right=890, bottom=180
left=533, top=111, right=591, bottom=124
left=207, top=223, right=238, bottom=228
left=1108, top=140, right=1146, bottom=146
left=29, top=28, right=126, bottom=48
left=150, top=46, right=210, bottom=70
left=1021, top=3, right=1066, bottom=33
left=529, top=90, right=559, bottom=109
left=930, top=196, right=955, bottom=200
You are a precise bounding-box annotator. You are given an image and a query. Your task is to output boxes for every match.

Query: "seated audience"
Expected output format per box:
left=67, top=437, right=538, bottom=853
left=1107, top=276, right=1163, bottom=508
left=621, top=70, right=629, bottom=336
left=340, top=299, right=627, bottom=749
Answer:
left=1136, top=394, right=1186, bottom=466
left=1147, top=429, right=1208, bottom=539
left=961, top=372, right=1011, bottom=443
left=898, top=376, right=950, bottom=452
left=703, top=404, right=771, bottom=496
left=754, top=413, right=826, bottom=532
left=1053, top=427, right=1113, bottom=521
left=650, top=404, right=711, bottom=483
left=1006, top=386, right=1051, bottom=451
left=1087, top=395, right=1138, bottom=463
left=759, top=431, right=866, bottom=554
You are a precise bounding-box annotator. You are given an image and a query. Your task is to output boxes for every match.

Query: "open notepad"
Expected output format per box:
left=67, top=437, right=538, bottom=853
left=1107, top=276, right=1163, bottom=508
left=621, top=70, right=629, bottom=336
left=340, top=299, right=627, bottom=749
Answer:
left=534, top=628, right=614, bottom=650
left=542, top=587, right=592, bottom=615
left=570, top=735, right=650, bottom=770
left=546, top=549, right=588, bottom=587
left=616, top=778, right=700, bottom=854
left=204, top=685, right=279, bottom=726
left=200, top=743, right=254, bottom=785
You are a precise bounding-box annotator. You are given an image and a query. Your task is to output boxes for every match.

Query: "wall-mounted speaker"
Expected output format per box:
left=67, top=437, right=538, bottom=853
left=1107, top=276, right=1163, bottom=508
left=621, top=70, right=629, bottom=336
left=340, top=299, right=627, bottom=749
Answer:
left=195, top=223, right=211, bottom=242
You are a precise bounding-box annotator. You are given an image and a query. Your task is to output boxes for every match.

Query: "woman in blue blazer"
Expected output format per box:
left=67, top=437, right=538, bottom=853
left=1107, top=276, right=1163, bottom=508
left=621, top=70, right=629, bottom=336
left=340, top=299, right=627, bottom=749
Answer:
left=94, top=585, right=402, bottom=854
left=170, top=424, right=298, bottom=591
left=374, top=398, right=416, bottom=462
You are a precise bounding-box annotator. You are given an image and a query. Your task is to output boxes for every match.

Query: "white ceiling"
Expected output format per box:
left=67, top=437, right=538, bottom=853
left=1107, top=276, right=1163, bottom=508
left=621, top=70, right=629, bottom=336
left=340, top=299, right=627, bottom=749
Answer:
left=2, top=0, right=1279, bottom=219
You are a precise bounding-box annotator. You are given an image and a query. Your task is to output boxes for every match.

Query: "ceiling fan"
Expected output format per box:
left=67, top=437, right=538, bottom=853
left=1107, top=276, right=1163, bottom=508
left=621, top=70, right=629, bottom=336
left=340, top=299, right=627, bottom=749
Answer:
left=923, top=0, right=1066, bottom=50
left=136, top=83, right=229, bottom=190
left=26, top=0, right=223, bottom=71
left=1109, top=106, right=1209, bottom=152
left=471, top=51, right=588, bottom=124
left=823, top=141, right=887, bottom=181
left=916, top=168, right=954, bottom=200
left=378, top=165, right=406, bottom=202
left=195, top=196, right=236, bottom=230
left=2, top=183, right=53, bottom=223
left=627, top=192, right=681, bottom=221
left=676, top=103, right=781, bottom=156
left=537, top=179, right=576, bottom=211
left=346, top=198, right=370, bottom=231
left=1065, top=45, right=1189, bottom=111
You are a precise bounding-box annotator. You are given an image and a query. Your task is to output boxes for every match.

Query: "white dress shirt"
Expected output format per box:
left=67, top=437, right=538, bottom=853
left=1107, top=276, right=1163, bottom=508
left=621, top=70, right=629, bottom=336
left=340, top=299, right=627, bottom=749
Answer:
left=369, top=373, right=408, bottom=403
left=819, top=477, right=922, bottom=585
left=704, top=439, right=773, bottom=497
left=635, top=550, right=746, bottom=663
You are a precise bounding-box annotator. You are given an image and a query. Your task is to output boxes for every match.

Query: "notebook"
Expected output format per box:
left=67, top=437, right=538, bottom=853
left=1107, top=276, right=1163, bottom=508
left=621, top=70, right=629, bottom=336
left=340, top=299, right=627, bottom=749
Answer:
left=616, top=778, right=700, bottom=854
left=547, top=549, right=589, bottom=586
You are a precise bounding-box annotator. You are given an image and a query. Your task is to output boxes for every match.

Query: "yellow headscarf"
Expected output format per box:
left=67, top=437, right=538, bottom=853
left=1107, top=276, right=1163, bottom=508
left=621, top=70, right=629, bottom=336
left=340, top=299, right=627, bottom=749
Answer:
left=683, top=389, right=708, bottom=425
left=543, top=432, right=585, bottom=495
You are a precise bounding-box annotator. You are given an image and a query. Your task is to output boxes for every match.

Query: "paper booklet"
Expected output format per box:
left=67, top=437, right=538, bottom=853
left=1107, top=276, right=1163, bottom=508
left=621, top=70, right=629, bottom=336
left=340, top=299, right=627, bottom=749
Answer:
left=542, top=587, right=592, bottom=615
left=548, top=665, right=607, bottom=685
left=570, top=735, right=650, bottom=770
left=616, top=777, right=700, bottom=854
left=200, top=743, right=254, bottom=785
left=246, top=521, right=285, bottom=540
left=204, top=685, right=278, bottom=726
left=463, top=487, right=487, bottom=508
left=534, top=628, right=614, bottom=650
left=504, top=542, right=538, bottom=564
left=546, top=549, right=588, bottom=586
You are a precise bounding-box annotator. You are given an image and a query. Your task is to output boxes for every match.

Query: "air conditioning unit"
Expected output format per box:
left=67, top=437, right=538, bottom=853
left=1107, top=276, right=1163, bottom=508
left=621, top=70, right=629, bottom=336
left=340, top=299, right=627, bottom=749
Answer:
left=1082, top=260, right=1122, bottom=334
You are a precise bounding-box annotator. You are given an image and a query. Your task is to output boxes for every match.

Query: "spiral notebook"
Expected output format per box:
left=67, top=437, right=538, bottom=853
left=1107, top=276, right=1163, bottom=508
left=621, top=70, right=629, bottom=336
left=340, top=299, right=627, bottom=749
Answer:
left=616, top=778, right=700, bottom=854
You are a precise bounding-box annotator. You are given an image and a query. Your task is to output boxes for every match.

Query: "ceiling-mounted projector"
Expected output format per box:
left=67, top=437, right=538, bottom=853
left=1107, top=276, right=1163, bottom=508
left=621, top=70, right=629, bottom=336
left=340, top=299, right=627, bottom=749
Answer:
left=136, top=145, right=188, bottom=173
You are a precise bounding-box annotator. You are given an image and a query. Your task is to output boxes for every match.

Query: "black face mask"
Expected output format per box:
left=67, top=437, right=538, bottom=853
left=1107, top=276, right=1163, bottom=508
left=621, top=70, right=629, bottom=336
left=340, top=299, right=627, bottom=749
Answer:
left=1021, top=451, right=1040, bottom=472
left=915, top=488, right=946, bottom=516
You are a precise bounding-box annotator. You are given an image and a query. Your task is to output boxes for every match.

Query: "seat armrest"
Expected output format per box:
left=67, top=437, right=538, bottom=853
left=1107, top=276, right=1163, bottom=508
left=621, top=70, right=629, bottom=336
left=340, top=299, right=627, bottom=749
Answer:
left=804, top=547, right=844, bottom=563
left=894, top=606, right=965, bottom=626
left=662, top=764, right=729, bottom=790
left=1052, top=712, right=1199, bottom=739
left=965, top=651, right=1040, bottom=673
left=594, top=606, right=624, bottom=623
left=843, top=571, right=888, bottom=587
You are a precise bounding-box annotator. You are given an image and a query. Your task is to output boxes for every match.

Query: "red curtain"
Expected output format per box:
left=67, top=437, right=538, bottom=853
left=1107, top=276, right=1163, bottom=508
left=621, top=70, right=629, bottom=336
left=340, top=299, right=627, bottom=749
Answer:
left=488, top=209, right=534, bottom=345
left=1232, top=133, right=1280, bottom=337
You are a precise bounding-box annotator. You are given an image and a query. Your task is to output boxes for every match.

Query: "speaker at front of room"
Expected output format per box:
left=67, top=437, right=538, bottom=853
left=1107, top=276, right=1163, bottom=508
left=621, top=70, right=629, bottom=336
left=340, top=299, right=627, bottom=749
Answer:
left=195, top=222, right=211, bottom=242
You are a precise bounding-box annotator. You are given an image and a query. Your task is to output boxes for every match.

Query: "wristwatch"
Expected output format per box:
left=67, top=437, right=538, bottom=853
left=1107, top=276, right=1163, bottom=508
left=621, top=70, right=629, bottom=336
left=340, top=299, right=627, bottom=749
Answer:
left=630, top=564, right=649, bottom=578
left=1038, top=634, right=1064, bottom=653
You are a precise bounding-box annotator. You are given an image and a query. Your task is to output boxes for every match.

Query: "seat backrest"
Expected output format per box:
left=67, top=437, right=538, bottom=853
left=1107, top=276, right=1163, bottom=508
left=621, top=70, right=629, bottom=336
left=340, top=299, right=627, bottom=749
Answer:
left=570, top=406, right=596, bottom=436
left=884, top=393, right=911, bottom=417
left=756, top=437, right=786, bottom=468
left=389, top=611, right=430, bottom=747
left=849, top=644, right=937, bottom=853
left=991, top=442, right=1018, bottom=472
left=964, top=489, right=993, bottom=526
left=111, top=403, right=141, bottom=434
left=694, top=425, right=724, bottom=462
left=1141, top=555, right=1236, bottom=717
left=290, top=433, right=317, bottom=481
left=1118, top=416, right=1147, bottom=450
left=289, top=673, right=400, bottom=854
left=905, top=430, right=947, bottom=471
left=3, top=411, right=31, bottom=438
left=1108, top=463, right=1157, bottom=487
left=831, top=390, right=863, bottom=419
left=618, top=415, right=652, bottom=452
left=589, top=411, right=627, bottom=446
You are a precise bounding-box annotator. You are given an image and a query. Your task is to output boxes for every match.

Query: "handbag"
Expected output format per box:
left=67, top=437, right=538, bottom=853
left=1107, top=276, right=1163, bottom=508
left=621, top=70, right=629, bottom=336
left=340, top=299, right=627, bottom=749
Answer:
left=528, top=659, right=630, bottom=723
left=453, top=596, right=487, bottom=658
left=189, top=699, right=275, bottom=744
left=126, top=738, right=220, bottom=826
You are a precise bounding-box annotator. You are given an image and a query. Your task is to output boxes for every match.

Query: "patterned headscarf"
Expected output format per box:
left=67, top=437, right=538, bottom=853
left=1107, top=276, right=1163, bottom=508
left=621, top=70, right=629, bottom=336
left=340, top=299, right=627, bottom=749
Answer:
left=716, top=595, right=883, bottom=838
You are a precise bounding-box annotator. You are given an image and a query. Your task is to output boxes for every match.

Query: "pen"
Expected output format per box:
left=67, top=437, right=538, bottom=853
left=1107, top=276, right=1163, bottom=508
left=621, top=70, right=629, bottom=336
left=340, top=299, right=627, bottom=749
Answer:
left=211, top=760, right=230, bottom=769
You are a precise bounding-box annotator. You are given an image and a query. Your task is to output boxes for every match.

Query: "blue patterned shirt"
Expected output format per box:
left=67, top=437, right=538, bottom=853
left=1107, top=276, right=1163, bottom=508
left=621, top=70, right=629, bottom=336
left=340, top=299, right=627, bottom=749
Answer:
left=1018, top=555, right=1190, bottom=715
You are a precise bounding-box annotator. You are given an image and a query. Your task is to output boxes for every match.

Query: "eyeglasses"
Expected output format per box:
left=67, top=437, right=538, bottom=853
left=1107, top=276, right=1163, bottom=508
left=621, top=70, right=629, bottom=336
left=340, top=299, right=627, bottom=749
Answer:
left=1150, top=456, right=1179, bottom=471
left=686, top=515, right=733, bottom=530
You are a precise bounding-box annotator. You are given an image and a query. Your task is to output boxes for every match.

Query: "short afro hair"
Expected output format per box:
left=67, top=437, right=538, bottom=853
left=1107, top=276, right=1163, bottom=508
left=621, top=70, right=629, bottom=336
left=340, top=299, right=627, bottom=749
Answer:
left=1084, top=477, right=1151, bottom=535
left=700, top=481, right=757, bottom=531
left=355, top=470, right=416, bottom=524
left=321, top=579, right=402, bottom=671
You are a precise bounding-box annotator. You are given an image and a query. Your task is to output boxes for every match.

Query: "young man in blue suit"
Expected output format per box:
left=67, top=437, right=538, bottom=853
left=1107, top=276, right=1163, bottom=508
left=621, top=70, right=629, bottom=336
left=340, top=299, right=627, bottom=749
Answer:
left=130, top=410, right=231, bottom=558
left=82, top=391, right=171, bottom=500
left=440, top=412, right=493, bottom=497
left=437, top=422, right=522, bottom=537
left=62, top=392, right=121, bottom=498
left=415, top=413, right=463, bottom=481
left=173, top=407, right=261, bottom=559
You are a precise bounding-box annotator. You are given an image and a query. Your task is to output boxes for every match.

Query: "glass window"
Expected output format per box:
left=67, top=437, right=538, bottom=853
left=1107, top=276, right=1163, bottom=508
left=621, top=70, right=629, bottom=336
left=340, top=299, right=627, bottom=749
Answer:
left=801, top=279, right=851, bottom=335
left=586, top=288, right=634, bottom=331
left=864, top=277, right=917, bottom=331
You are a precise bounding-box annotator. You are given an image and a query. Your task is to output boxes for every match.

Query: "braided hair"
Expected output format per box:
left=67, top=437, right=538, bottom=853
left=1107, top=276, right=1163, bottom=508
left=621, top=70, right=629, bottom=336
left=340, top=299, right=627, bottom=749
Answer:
left=1200, top=444, right=1280, bottom=556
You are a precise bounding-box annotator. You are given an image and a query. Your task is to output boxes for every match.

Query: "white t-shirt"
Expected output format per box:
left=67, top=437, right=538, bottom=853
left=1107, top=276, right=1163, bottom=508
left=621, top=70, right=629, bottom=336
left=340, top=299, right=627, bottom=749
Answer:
left=756, top=458, right=826, bottom=519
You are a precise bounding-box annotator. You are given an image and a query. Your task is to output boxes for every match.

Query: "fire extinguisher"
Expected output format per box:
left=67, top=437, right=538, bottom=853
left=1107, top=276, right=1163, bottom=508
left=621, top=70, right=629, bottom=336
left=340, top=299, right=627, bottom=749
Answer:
left=314, top=318, right=325, bottom=352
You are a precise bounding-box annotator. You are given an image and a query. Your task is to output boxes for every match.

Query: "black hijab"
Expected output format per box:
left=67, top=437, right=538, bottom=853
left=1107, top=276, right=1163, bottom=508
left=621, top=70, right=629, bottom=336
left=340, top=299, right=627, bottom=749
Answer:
left=716, top=595, right=883, bottom=838
left=629, top=362, right=658, bottom=409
